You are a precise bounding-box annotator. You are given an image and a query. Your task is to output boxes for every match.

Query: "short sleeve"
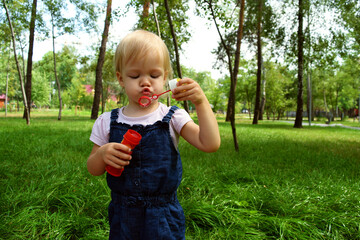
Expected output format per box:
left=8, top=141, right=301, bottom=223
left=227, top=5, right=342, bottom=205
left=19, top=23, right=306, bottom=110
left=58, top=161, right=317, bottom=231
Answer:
left=89, top=112, right=111, bottom=146
left=171, top=108, right=193, bottom=135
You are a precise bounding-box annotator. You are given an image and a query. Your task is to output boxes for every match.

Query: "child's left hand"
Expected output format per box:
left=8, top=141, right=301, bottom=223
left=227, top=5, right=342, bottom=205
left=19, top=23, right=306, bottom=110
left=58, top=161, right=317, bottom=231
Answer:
left=172, top=77, right=220, bottom=153
left=171, top=78, right=207, bottom=106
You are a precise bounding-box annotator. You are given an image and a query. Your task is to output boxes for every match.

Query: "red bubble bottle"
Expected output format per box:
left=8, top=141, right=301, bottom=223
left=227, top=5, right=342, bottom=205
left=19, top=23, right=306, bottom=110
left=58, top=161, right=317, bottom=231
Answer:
left=105, top=129, right=142, bottom=177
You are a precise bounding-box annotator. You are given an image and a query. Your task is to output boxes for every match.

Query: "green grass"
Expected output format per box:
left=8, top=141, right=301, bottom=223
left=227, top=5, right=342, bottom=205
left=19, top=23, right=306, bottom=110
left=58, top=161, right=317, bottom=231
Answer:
left=1, top=111, right=360, bottom=239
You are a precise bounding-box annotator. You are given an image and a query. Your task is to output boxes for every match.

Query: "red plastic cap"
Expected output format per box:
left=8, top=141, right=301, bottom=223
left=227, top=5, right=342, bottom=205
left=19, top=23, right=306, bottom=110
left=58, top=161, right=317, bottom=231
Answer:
left=123, top=129, right=142, bottom=146
left=105, top=166, right=124, bottom=177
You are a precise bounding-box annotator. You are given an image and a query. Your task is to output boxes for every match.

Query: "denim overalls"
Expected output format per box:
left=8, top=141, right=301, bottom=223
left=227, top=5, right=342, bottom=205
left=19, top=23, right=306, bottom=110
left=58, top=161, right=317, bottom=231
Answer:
left=107, top=106, right=185, bottom=240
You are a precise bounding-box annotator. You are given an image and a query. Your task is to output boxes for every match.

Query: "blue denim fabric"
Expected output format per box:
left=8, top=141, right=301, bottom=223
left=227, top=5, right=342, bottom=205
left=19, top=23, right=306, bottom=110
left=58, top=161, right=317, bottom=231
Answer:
left=107, top=106, right=185, bottom=240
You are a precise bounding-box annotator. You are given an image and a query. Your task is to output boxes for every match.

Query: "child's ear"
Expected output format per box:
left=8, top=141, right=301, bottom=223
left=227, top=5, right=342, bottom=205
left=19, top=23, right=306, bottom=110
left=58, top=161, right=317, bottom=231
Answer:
left=117, top=72, right=124, bottom=87
left=163, top=71, right=168, bottom=83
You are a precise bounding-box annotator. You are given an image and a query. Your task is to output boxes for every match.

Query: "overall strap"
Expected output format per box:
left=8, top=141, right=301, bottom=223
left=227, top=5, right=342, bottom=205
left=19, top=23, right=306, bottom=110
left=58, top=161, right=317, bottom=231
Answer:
left=110, top=108, right=119, bottom=124
left=162, top=106, right=179, bottom=123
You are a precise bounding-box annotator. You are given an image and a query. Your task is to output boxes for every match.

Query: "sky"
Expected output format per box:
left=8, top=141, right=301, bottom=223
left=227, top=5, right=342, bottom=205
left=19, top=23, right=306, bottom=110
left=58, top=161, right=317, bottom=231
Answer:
left=32, top=1, right=224, bottom=79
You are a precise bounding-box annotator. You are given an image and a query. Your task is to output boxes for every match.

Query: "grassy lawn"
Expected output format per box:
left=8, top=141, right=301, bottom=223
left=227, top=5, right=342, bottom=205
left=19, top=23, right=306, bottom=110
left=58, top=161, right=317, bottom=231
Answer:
left=1, top=110, right=359, bottom=239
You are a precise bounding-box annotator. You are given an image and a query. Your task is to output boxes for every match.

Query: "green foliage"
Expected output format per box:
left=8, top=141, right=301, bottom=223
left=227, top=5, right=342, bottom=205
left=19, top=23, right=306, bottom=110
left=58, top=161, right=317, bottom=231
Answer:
left=1, top=0, right=32, bottom=42
left=126, top=0, right=191, bottom=76
left=237, top=59, right=256, bottom=111
left=330, top=0, right=360, bottom=57
left=31, top=71, right=51, bottom=106
left=1, top=0, right=360, bottom=121
left=41, top=0, right=99, bottom=37
left=1, top=112, right=360, bottom=239
left=65, top=77, right=91, bottom=108
left=264, top=61, right=296, bottom=118
left=57, top=46, right=79, bottom=89
left=33, top=45, right=81, bottom=107
left=310, top=55, right=360, bottom=114
left=182, top=66, right=226, bottom=112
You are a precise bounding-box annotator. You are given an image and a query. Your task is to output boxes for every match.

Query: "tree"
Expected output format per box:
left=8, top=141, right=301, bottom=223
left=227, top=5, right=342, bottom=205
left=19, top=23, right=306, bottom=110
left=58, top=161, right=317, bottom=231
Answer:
left=57, top=46, right=78, bottom=89
left=330, top=0, right=360, bottom=58
left=33, top=45, right=80, bottom=109
left=196, top=0, right=244, bottom=151
left=151, top=0, right=161, bottom=36
left=91, top=0, right=112, bottom=119
left=264, top=61, right=293, bottom=120
left=23, top=0, right=37, bottom=120
left=44, top=0, right=76, bottom=119
left=101, top=46, right=122, bottom=111
left=164, top=0, right=189, bottom=112
left=259, top=61, right=266, bottom=120
left=5, top=43, right=11, bottom=116
left=238, top=60, right=257, bottom=118
left=50, top=10, right=62, bottom=120
left=31, top=71, right=51, bottom=107
left=294, top=0, right=305, bottom=128
left=2, top=0, right=30, bottom=124
left=252, top=0, right=263, bottom=124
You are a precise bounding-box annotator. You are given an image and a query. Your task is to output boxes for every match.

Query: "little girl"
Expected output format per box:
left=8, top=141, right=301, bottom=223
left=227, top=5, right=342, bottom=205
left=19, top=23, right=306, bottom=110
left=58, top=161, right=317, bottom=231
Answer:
left=87, top=30, right=220, bottom=239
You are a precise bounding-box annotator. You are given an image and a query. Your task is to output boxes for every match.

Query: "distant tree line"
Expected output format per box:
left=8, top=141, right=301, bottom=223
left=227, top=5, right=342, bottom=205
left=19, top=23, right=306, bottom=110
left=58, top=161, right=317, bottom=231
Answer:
left=1, top=0, right=359, bottom=150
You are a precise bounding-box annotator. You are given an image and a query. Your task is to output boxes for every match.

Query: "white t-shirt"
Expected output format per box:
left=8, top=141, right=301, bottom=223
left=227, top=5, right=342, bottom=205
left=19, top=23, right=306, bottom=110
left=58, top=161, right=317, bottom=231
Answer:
left=90, top=103, right=193, bottom=148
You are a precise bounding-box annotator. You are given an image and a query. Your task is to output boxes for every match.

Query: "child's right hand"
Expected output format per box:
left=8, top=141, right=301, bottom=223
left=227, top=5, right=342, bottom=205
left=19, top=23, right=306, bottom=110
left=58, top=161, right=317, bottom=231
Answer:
left=171, top=77, right=207, bottom=106
left=99, top=143, right=132, bottom=169
left=87, top=143, right=132, bottom=176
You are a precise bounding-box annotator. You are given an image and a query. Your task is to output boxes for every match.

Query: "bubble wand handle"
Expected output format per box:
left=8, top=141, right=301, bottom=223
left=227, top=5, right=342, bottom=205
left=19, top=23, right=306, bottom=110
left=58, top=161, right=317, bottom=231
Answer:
left=105, top=129, right=142, bottom=177
left=138, top=89, right=171, bottom=107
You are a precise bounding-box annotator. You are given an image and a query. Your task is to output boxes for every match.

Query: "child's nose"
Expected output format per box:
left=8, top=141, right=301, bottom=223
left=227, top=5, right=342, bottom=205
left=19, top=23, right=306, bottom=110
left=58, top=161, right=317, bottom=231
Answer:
left=140, top=77, right=151, bottom=87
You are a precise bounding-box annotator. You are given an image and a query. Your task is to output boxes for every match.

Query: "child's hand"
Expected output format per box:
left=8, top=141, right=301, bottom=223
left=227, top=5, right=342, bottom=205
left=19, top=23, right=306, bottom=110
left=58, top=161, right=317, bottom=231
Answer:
left=171, top=78, right=207, bottom=106
left=98, top=142, right=132, bottom=170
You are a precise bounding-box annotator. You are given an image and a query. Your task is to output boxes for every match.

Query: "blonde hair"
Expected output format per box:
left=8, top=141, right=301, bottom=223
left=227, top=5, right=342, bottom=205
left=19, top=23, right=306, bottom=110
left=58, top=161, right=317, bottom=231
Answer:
left=115, top=30, right=172, bottom=79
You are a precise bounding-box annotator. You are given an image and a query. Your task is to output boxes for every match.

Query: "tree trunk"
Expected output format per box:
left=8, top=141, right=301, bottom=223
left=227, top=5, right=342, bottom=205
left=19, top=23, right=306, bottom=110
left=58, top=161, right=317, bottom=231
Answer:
left=151, top=0, right=168, bottom=106
left=102, top=84, right=106, bottom=113
left=51, top=14, right=62, bottom=120
left=3, top=0, right=30, bottom=124
left=248, top=102, right=252, bottom=120
left=6, top=44, right=11, bottom=117
left=91, top=0, right=112, bottom=120
left=164, top=0, right=189, bottom=112
left=323, top=88, right=329, bottom=121
left=206, top=0, right=233, bottom=121
left=253, top=0, right=263, bottom=124
left=23, top=0, right=37, bottom=120
left=19, top=41, right=26, bottom=82
left=142, top=0, right=151, bottom=29
left=306, top=6, right=312, bottom=126
left=259, top=59, right=266, bottom=120
left=294, top=0, right=304, bottom=128
left=227, top=0, right=245, bottom=152
left=152, top=0, right=161, bottom=37
left=143, top=0, right=150, bottom=17
left=209, top=0, right=245, bottom=151
left=306, top=71, right=312, bottom=125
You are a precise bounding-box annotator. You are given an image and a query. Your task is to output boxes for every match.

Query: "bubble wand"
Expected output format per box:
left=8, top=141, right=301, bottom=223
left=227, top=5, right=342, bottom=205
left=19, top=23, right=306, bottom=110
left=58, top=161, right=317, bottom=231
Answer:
left=138, top=78, right=180, bottom=108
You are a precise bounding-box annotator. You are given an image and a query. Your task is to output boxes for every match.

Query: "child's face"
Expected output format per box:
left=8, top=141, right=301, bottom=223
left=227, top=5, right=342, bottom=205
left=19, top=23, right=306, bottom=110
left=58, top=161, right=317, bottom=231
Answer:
left=117, top=54, right=167, bottom=108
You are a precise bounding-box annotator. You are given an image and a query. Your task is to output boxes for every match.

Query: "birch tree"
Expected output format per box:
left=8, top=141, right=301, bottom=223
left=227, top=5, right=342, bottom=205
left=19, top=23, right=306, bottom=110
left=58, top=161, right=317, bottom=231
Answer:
left=23, top=0, right=37, bottom=120
left=196, top=0, right=244, bottom=151
left=91, top=0, right=112, bottom=119
left=2, top=0, right=30, bottom=124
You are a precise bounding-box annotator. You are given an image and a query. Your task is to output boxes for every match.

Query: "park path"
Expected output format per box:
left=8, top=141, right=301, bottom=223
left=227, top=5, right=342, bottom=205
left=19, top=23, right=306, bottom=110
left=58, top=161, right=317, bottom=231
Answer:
left=282, top=121, right=360, bottom=130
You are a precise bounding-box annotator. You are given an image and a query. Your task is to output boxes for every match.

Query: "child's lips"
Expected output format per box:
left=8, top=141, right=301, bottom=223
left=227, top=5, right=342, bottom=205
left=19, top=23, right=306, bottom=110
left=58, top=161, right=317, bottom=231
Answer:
left=142, top=88, right=151, bottom=96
